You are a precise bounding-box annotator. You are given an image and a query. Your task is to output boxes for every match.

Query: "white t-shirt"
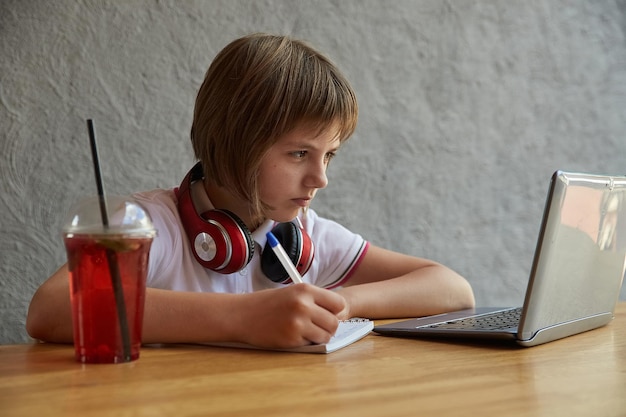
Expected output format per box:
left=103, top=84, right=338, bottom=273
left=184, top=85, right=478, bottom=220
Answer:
left=132, top=189, right=369, bottom=294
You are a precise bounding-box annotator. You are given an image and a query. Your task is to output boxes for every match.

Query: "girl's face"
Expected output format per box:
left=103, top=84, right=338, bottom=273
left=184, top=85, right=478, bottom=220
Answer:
left=258, top=124, right=341, bottom=222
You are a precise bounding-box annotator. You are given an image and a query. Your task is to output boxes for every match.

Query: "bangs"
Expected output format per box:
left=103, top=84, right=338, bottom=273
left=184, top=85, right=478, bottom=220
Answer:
left=229, top=35, right=358, bottom=146
left=276, top=42, right=358, bottom=144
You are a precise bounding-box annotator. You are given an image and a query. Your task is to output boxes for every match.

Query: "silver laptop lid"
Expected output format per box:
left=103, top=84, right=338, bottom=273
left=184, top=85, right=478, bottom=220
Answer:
left=518, top=171, right=626, bottom=341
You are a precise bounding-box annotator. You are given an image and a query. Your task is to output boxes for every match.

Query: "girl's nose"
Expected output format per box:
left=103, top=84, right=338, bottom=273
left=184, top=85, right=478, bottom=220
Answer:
left=305, top=160, right=329, bottom=189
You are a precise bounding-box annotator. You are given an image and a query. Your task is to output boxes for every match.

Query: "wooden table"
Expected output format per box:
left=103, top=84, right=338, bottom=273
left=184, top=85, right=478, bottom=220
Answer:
left=2, top=304, right=625, bottom=417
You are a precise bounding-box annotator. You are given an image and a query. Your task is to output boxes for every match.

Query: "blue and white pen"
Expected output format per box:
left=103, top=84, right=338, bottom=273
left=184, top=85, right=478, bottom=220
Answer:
left=266, top=231, right=304, bottom=284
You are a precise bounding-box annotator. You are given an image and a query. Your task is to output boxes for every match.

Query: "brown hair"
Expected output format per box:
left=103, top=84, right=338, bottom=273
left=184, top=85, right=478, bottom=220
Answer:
left=190, top=33, right=358, bottom=223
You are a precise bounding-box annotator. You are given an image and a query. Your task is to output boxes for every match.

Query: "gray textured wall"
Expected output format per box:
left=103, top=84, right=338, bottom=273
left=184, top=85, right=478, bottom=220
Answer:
left=1, top=0, right=625, bottom=344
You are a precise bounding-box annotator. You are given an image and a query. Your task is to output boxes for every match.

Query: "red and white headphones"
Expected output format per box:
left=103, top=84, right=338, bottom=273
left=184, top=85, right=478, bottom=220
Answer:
left=175, top=162, right=314, bottom=283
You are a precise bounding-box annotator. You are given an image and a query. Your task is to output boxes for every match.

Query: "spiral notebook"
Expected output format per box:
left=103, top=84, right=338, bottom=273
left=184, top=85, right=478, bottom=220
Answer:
left=204, top=319, right=373, bottom=354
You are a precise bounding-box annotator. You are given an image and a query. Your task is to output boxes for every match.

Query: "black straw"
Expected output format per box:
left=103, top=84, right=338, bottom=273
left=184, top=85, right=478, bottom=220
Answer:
left=87, top=119, right=132, bottom=362
left=87, top=120, right=109, bottom=226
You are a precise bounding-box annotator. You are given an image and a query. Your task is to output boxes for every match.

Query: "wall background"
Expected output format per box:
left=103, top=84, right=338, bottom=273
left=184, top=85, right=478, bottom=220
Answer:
left=1, top=0, right=625, bottom=343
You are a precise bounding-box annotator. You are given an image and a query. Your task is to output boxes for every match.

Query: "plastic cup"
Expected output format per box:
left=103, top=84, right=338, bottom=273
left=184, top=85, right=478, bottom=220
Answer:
left=62, top=195, right=156, bottom=364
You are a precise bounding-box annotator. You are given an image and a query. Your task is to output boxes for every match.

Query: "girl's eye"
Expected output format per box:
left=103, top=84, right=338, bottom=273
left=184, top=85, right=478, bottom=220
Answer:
left=289, top=150, right=337, bottom=162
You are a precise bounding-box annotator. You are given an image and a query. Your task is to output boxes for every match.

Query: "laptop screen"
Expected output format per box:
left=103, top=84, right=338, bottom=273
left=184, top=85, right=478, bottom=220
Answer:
left=519, top=171, right=626, bottom=340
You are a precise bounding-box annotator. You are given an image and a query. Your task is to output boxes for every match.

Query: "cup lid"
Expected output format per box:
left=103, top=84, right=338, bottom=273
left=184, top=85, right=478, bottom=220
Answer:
left=63, top=195, right=157, bottom=237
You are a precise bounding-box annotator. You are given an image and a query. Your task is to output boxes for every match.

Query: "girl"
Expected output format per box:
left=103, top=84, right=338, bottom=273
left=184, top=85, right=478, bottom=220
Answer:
left=27, top=33, right=474, bottom=349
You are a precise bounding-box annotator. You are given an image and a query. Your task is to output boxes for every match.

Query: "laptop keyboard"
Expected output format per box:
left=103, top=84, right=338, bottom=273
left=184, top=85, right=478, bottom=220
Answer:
left=421, top=307, right=523, bottom=331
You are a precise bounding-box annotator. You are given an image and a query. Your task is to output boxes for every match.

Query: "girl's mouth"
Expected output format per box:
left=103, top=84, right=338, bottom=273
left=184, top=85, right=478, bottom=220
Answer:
left=292, top=198, right=311, bottom=208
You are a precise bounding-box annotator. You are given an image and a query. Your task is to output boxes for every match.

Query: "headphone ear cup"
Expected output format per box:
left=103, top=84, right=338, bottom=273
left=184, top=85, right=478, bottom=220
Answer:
left=176, top=163, right=255, bottom=274
left=261, top=222, right=314, bottom=283
left=200, top=209, right=255, bottom=274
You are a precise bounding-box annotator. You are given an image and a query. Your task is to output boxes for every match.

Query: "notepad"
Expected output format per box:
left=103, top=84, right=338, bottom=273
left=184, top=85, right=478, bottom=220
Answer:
left=203, top=319, right=373, bottom=354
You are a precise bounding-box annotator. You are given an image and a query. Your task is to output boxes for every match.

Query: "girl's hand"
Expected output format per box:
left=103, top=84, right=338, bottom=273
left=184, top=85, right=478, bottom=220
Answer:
left=234, top=284, right=346, bottom=349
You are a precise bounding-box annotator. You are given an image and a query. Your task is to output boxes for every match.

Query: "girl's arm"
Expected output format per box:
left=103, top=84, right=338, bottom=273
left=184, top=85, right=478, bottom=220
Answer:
left=26, top=265, right=346, bottom=348
left=336, top=245, right=475, bottom=320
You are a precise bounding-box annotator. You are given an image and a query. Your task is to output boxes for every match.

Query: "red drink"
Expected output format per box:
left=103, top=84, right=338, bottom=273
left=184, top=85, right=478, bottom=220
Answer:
left=65, top=234, right=152, bottom=363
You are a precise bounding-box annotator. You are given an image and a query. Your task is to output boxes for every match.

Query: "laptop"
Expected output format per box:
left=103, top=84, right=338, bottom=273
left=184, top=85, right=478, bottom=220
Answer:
left=374, top=170, right=626, bottom=347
